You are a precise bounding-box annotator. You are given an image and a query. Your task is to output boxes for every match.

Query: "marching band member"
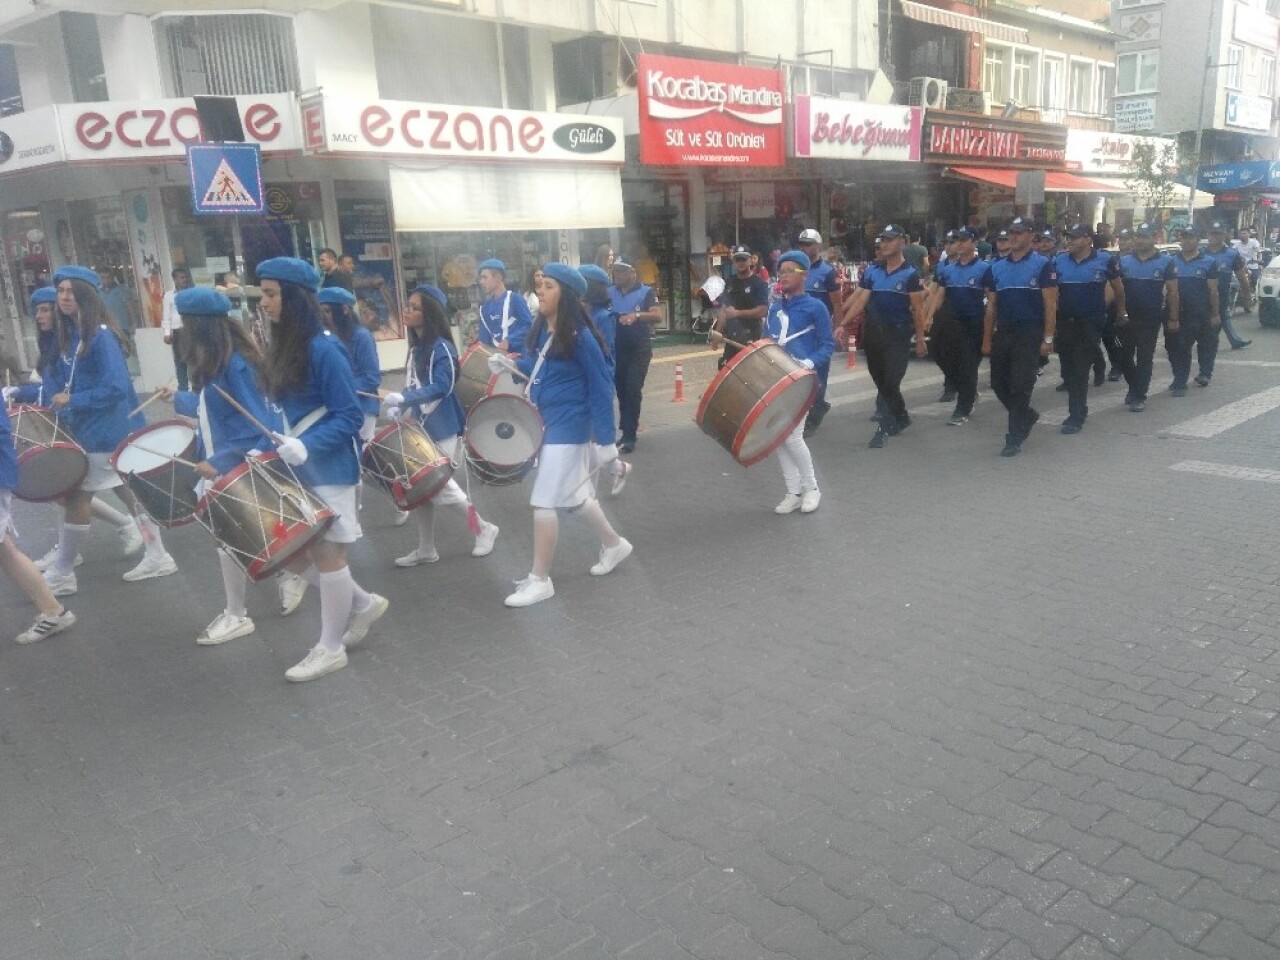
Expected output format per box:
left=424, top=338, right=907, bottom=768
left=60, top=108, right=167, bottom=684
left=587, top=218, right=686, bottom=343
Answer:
left=39, top=266, right=176, bottom=596
left=317, top=286, right=381, bottom=442
left=579, top=263, right=629, bottom=496
left=380, top=284, right=499, bottom=567
left=476, top=258, right=533, bottom=352
left=499, top=262, right=631, bottom=608
left=256, top=257, right=388, bottom=682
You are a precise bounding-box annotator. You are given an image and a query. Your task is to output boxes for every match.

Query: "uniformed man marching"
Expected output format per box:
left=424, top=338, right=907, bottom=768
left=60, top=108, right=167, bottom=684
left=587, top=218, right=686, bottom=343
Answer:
left=795, top=229, right=843, bottom=435
left=1115, top=222, right=1178, bottom=412
left=923, top=227, right=987, bottom=425
left=1166, top=226, right=1221, bottom=396
left=711, top=245, right=769, bottom=369
left=1205, top=221, right=1254, bottom=355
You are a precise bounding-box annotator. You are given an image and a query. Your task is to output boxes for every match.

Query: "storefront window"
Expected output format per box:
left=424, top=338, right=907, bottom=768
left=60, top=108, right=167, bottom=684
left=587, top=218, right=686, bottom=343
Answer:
left=336, top=182, right=402, bottom=342
left=67, top=196, right=141, bottom=374
left=2, top=210, right=51, bottom=368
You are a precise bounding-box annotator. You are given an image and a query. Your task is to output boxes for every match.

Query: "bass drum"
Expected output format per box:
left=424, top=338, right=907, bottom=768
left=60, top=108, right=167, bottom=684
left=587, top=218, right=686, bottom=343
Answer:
left=695, top=340, right=817, bottom=467
left=464, top=394, right=544, bottom=486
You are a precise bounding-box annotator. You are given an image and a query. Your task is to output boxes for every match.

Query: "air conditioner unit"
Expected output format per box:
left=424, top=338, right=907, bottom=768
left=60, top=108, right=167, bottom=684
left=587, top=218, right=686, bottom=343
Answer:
left=908, top=77, right=949, bottom=109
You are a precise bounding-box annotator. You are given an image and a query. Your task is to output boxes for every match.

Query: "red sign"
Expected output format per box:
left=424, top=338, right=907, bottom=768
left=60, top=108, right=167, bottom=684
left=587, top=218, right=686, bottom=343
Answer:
left=637, top=54, right=784, bottom=168
left=922, top=110, right=1068, bottom=170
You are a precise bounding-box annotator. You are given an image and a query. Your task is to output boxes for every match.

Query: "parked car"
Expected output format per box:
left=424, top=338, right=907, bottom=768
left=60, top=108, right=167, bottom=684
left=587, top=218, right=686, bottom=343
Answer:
left=1258, top=250, right=1280, bottom=329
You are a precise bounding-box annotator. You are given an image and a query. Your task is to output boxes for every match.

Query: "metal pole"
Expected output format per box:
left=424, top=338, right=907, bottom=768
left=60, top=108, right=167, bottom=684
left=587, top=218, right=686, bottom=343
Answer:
left=1186, top=2, right=1218, bottom=221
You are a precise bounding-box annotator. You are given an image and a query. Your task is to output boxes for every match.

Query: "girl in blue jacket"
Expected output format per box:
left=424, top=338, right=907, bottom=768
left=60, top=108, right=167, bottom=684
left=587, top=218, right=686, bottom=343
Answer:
left=256, top=257, right=388, bottom=683
left=501, top=262, right=632, bottom=609
left=38, top=267, right=176, bottom=597
left=380, top=284, right=498, bottom=568
left=317, top=287, right=381, bottom=442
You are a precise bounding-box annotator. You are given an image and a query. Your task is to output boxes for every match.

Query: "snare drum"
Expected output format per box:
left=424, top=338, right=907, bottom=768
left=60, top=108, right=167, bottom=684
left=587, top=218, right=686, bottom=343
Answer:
left=196, top=453, right=335, bottom=581
left=464, top=394, right=544, bottom=485
left=456, top=342, right=523, bottom=411
left=111, top=420, right=201, bottom=527
left=8, top=405, right=89, bottom=502
left=361, top=419, right=454, bottom=510
left=695, top=340, right=817, bottom=467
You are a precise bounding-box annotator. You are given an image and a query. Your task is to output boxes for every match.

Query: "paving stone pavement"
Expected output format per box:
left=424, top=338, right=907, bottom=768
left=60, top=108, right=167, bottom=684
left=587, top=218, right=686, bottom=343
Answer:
left=3, top=319, right=1280, bottom=959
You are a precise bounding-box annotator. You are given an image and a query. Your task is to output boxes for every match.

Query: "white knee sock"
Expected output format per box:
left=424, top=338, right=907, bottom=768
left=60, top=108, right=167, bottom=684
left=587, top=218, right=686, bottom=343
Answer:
left=218, top=550, right=248, bottom=618
left=55, top=523, right=90, bottom=576
left=135, top=514, right=168, bottom=560
left=415, top=503, right=437, bottom=554
left=91, top=498, right=132, bottom=529
left=318, top=568, right=354, bottom=652
left=576, top=497, right=621, bottom=548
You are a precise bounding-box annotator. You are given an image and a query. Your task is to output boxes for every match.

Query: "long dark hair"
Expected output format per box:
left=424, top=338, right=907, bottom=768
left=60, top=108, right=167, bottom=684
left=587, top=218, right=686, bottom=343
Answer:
left=262, top=281, right=321, bottom=396
left=182, top=314, right=262, bottom=389
left=56, top=278, right=132, bottom=359
left=528, top=279, right=607, bottom=359
left=320, top=302, right=358, bottom=343
left=408, top=291, right=455, bottom=381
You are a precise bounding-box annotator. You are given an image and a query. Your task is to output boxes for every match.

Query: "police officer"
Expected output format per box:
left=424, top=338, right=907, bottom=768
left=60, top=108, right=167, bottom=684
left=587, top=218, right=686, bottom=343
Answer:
left=981, top=217, right=1059, bottom=457
left=923, top=227, right=987, bottom=426
left=1099, top=229, right=1133, bottom=383
left=609, top=258, right=660, bottom=453
left=1052, top=225, right=1124, bottom=434
left=928, top=229, right=961, bottom=403
left=1206, top=221, right=1254, bottom=353
left=1166, top=226, right=1221, bottom=396
left=795, top=229, right=843, bottom=434
left=839, top=224, right=926, bottom=449
left=711, top=245, right=769, bottom=369
left=1116, top=222, right=1178, bottom=412
left=1034, top=226, right=1058, bottom=259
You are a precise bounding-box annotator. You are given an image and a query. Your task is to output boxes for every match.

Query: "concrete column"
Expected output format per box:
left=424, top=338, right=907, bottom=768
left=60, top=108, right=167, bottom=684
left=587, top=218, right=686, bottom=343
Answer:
left=99, top=14, right=164, bottom=99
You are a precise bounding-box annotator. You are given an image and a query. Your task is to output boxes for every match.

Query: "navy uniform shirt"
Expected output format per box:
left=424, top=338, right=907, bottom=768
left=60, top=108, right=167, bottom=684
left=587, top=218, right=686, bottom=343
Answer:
left=933, top=254, right=988, bottom=324
left=1171, top=253, right=1220, bottom=320
left=983, top=251, right=1058, bottom=326
left=1206, top=245, right=1245, bottom=311
left=608, top=283, right=659, bottom=350
left=1054, top=249, right=1118, bottom=319
left=1118, top=251, right=1176, bottom=316
left=805, top=258, right=841, bottom=313
left=858, top=261, right=924, bottom=327
left=720, top=272, right=769, bottom=342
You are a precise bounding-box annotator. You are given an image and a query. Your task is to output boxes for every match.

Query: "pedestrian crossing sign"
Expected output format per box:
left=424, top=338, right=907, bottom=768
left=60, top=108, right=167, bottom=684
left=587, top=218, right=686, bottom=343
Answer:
left=186, top=143, right=264, bottom=215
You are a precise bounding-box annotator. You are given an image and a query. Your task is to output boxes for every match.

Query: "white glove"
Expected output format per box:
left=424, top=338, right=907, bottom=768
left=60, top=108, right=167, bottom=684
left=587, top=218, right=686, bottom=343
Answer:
left=486, top=352, right=509, bottom=375
left=275, top=436, right=308, bottom=466
left=28, top=370, right=41, bottom=384
left=597, top=443, right=619, bottom=465
left=381, top=391, right=404, bottom=410
left=385, top=406, right=402, bottom=421
left=800, top=358, right=815, bottom=369
left=1, top=386, right=17, bottom=402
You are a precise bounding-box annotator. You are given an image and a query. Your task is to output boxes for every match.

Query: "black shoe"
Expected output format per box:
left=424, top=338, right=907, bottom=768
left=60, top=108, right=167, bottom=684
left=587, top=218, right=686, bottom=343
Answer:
left=1231, top=340, right=1252, bottom=350
left=868, top=428, right=888, bottom=448
left=1170, top=385, right=1187, bottom=397
left=1194, top=374, right=1210, bottom=387
left=1000, top=435, right=1022, bottom=457
left=618, top=440, right=636, bottom=454
left=886, top=415, right=910, bottom=436
left=1127, top=399, right=1146, bottom=412
left=948, top=407, right=969, bottom=426
left=938, top=388, right=957, bottom=404
left=1024, top=409, right=1040, bottom=435
left=1093, top=365, right=1106, bottom=387
left=1107, top=367, right=1122, bottom=382
left=1055, top=381, right=1068, bottom=392
left=1060, top=419, right=1083, bottom=435
left=870, top=411, right=884, bottom=423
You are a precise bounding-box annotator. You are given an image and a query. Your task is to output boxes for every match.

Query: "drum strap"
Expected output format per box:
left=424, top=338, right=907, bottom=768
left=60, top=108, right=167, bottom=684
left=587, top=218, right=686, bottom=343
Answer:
left=284, top=406, right=329, bottom=439
left=523, top=337, right=554, bottom=401
left=775, top=309, right=813, bottom=347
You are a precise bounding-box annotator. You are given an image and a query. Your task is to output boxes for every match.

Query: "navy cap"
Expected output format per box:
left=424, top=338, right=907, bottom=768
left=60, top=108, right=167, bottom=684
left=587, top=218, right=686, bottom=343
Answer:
left=1134, top=222, right=1155, bottom=237
left=1209, top=221, right=1229, bottom=233
left=1180, top=224, right=1203, bottom=236
left=953, top=227, right=976, bottom=240
left=175, top=287, right=232, bottom=316
left=1064, top=224, right=1093, bottom=239
left=1117, top=227, right=1133, bottom=238
left=28, top=287, right=56, bottom=312
left=1037, top=227, right=1056, bottom=240
left=256, top=257, right=322, bottom=290
left=52, top=265, right=102, bottom=290
left=578, top=264, right=611, bottom=286
left=478, top=258, right=506, bottom=274
left=611, top=258, right=634, bottom=272
left=731, top=244, right=751, bottom=258
left=542, top=261, right=587, bottom=297
left=878, top=223, right=906, bottom=239
left=778, top=250, right=811, bottom=271
left=1007, top=217, right=1033, bottom=233
left=317, top=287, right=357, bottom=307
left=996, top=228, right=1010, bottom=240
left=943, top=230, right=960, bottom=242
left=412, top=284, right=448, bottom=309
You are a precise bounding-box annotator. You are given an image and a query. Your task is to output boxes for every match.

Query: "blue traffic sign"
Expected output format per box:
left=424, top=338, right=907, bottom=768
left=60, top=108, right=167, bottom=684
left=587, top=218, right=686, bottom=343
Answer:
left=187, top=143, right=264, bottom=215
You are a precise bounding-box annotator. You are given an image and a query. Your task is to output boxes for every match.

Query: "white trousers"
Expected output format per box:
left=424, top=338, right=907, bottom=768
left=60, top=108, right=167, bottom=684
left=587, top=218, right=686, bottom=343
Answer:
left=775, top=421, right=816, bottom=495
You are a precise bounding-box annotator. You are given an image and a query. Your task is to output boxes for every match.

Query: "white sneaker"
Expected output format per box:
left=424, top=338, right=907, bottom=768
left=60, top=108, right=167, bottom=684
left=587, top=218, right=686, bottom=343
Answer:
left=343, top=594, right=389, bottom=648
left=504, top=575, right=554, bottom=607
left=43, top=568, right=78, bottom=597
left=395, top=547, right=440, bottom=568
left=590, top=538, right=633, bottom=576
left=471, top=522, right=499, bottom=558
left=285, top=644, right=348, bottom=682
left=122, top=553, right=177, bottom=582
left=394, top=510, right=410, bottom=526
left=15, top=609, right=76, bottom=645
left=117, top=522, right=144, bottom=556
left=774, top=493, right=803, bottom=515
left=277, top=573, right=308, bottom=616
left=611, top=461, right=632, bottom=496
left=197, top=612, right=255, bottom=646
left=34, top=546, right=81, bottom=572
left=800, top=489, right=821, bottom=514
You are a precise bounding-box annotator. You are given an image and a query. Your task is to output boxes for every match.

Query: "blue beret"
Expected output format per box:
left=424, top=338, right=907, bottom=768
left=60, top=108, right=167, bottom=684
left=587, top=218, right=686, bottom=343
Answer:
left=255, top=257, right=322, bottom=290
left=29, top=287, right=56, bottom=312
left=777, top=251, right=811, bottom=271
left=174, top=287, right=232, bottom=316
left=477, top=258, right=506, bottom=274
left=412, top=284, right=448, bottom=309
left=52, top=265, right=102, bottom=290
left=317, top=287, right=357, bottom=307
left=578, top=264, right=611, bottom=286
left=542, top=262, right=586, bottom=298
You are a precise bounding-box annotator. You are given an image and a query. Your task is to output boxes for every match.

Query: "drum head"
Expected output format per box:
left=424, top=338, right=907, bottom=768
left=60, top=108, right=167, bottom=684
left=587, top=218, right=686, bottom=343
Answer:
left=466, top=395, right=543, bottom=466
left=113, top=420, right=196, bottom=475
left=14, top=445, right=89, bottom=503
left=735, top=373, right=817, bottom=465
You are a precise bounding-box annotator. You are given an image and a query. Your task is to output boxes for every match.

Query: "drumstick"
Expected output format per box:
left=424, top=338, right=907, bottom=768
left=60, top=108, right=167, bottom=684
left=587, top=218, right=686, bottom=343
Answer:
left=357, top=390, right=383, bottom=400
left=131, top=443, right=200, bottom=470
left=568, top=464, right=606, bottom=498
left=710, top=333, right=752, bottom=351
left=211, top=384, right=283, bottom=442
left=128, top=381, right=177, bottom=418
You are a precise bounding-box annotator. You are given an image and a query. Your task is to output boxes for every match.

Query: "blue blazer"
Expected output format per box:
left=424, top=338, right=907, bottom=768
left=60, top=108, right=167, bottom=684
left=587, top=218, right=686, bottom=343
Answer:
left=514, top=323, right=615, bottom=446
left=271, top=331, right=364, bottom=486
left=43, top=325, right=143, bottom=452
left=173, top=351, right=279, bottom=476
left=402, top=337, right=466, bottom=441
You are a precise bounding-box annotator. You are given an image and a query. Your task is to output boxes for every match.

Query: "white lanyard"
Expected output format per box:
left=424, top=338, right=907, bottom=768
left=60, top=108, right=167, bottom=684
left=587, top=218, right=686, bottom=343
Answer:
left=197, top=388, right=216, bottom=461
left=523, top=334, right=554, bottom=400
left=774, top=307, right=812, bottom=347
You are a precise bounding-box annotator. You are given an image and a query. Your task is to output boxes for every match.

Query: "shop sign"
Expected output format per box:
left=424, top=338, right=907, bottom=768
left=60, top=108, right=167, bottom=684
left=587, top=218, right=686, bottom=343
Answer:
left=740, top=182, right=775, bottom=219
left=1114, top=98, right=1156, bottom=133
left=123, top=191, right=165, bottom=329
left=0, top=106, right=65, bottom=174
left=1225, top=92, right=1273, bottom=133
left=1065, top=130, right=1177, bottom=175
left=922, top=110, right=1067, bottom=168
left=1197, top=161, right=1280, bottom=192
left=59, top=94, right=298, bottom=162
left=309, top=96, right=623, bottom=164
left=791, top=96, right=921, bottom=163
left=637, top=53, right=784, bottom=168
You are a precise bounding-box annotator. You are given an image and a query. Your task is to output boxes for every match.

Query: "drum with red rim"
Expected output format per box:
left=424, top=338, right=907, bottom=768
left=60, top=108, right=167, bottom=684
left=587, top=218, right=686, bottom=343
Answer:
left=8, top=405, right=88, bottom=502
left=111, top=419, right=201, bottom=527
left=464, top=394, right=544, bottom=486
left=361, top=419, right=454, bottom=510
left=456, top=342, right=523, bottom=411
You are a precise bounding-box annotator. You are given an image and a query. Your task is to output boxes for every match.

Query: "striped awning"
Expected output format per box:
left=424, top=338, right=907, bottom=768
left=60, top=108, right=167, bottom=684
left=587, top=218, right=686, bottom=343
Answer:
left=900, top=1, right=1030, bottom=44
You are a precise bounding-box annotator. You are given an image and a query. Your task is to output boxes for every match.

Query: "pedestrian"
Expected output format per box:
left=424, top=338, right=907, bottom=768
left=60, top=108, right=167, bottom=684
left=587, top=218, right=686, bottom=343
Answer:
left=925, top=229, right=963, bottom=404
left=317, top=248, right=354, bottom=291
left=255, top=256, right=388, bottom=682
left=379, top=284, right=499, bottom=568
left=795, top=229, right=843, bottom=435
left=1165, top=227, right=1221, bottom=396
left=1115, top=222, right=1178, bottom=412
left=475, top=258, right=533, bottom=352
left=711, top=245, right=769, bottom=370
left=1206, top=222, right=1254, bottom=353
left=161, top=266, right=193, bottom=391
left=839, top=225, right=927, bottom=449
left=609, top=258, right=660, bottom=454
left=97, top=268, right=138, bottom=338
left=521, top=267, right=543, bottom=316
left=981, top=217, right=1059, bottom=458
left=923, top=227, right=988, bottom=425
left=502, top=262, right=631, bottom=608
left=1051, top=224, right=1124, bottom=434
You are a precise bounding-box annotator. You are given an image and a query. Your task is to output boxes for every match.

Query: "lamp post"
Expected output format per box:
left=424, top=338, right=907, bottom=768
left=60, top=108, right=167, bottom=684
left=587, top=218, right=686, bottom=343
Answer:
left=1185, top=2, right=1222, bottom=221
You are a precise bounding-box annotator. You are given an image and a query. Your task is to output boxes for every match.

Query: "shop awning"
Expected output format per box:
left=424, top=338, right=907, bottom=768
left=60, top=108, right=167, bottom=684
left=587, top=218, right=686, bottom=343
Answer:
left=899, top=0, right=1029, bottom=44
left=1105, top=181, right=1215, bottom=211
left=947, top=166, right=1125, bottom=193
left=389, top=163, right=624, bottom=232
